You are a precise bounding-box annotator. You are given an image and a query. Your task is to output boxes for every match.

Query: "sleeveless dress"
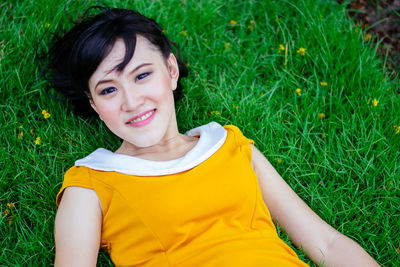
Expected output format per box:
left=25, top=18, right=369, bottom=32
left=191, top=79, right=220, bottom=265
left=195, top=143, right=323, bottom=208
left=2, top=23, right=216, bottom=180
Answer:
left=56, top=122, right=308, bottom=266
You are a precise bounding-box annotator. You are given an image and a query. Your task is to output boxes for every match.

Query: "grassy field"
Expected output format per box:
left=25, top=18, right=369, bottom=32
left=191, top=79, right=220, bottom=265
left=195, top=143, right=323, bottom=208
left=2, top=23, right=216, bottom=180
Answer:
left=1, top=0, right=399, bottom=266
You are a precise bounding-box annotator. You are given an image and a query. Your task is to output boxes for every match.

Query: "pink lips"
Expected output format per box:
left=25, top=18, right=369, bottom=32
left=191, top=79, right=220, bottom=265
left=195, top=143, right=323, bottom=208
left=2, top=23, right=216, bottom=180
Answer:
left=126, top=109, right=156, bottom=127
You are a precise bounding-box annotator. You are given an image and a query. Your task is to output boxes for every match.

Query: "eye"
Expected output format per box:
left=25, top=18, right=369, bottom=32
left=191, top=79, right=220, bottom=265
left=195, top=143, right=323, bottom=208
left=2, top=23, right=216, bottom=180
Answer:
left=136, top=72, right=150, bottom=81
left=100, top=87, right=117, bottom=95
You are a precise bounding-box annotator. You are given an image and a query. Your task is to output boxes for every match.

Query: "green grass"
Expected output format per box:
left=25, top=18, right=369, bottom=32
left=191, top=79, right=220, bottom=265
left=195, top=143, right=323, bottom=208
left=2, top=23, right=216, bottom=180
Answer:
left=1, top=0, right=399, bottom=266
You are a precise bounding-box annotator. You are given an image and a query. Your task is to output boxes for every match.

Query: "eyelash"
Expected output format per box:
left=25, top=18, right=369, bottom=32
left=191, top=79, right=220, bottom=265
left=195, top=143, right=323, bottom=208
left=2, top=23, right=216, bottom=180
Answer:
left=136, top=72, right=150, bottom=81
left=100, top=87, right=116, bottom=95
left=99, top=72, right=151, bottom=95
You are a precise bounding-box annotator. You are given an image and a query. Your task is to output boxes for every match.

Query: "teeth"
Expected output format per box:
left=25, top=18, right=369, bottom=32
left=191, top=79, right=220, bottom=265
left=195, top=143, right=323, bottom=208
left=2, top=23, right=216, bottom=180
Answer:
left=130, top=110, right=154, bottom=123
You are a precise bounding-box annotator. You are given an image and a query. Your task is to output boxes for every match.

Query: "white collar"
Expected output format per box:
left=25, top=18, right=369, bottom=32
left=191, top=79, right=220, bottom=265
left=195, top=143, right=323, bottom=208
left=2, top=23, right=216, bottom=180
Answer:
left=74, top=122, right=227, bottom=176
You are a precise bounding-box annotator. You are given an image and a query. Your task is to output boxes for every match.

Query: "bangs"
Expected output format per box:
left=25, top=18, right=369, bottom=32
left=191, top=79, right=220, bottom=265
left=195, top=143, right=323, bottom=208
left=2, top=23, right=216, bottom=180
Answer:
left=72, top=20, right=139, bottom=87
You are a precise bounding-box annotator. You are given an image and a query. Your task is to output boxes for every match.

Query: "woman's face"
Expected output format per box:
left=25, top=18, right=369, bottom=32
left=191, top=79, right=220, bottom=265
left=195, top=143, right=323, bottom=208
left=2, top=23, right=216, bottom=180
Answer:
left=88, top=36, right=180, bottom=149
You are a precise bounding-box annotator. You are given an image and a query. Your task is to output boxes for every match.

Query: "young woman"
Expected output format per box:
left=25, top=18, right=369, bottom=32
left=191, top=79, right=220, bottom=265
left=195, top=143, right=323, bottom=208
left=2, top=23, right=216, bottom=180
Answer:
left=50, top=7, right=379, bottom=267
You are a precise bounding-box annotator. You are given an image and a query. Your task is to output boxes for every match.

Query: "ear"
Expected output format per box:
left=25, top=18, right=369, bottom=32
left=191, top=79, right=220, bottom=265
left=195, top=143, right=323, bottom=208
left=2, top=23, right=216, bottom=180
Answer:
left=86, top=92, right=101, bottom=120
left=89, top=99, right=98, bottom=113
left=166, top=53, right=179, bottom=91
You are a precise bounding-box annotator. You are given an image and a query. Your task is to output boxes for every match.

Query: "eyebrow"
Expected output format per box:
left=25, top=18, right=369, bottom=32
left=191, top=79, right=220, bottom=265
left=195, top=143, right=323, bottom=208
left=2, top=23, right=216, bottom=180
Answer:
left=94, top=63, right=153, bottom=90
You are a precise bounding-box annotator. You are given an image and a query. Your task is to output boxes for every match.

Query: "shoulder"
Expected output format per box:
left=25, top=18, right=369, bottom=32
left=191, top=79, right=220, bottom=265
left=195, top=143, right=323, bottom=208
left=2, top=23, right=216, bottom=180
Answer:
left=64, top=165, right=92, bottom=180
left=224, top=125, right=254, bottom=144
left=218, top=125, right=253, bottom=161
left=56, top=165, right=94, bottom=206
left=223, top=124, right=244, bottom=136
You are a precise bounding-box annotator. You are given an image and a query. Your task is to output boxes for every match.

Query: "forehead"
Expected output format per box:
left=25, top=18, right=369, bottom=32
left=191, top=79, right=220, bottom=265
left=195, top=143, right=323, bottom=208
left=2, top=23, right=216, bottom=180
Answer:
left=91, top=36, right=161, bottom=79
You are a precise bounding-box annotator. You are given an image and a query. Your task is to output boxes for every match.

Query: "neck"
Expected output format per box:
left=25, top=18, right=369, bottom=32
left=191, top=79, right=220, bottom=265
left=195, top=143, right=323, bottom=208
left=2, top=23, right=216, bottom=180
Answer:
left=116, top=134, right=198, bottom=161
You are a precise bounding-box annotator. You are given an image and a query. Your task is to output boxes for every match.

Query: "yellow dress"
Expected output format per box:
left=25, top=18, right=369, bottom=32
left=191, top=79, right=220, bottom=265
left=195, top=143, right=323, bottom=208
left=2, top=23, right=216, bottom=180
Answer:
left=57, top=125, right=308, bottom=266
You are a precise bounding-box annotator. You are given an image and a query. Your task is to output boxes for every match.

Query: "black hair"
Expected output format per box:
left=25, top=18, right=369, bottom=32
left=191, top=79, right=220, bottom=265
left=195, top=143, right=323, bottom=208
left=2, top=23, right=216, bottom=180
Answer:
left=48, top=7, right=188, bottom=117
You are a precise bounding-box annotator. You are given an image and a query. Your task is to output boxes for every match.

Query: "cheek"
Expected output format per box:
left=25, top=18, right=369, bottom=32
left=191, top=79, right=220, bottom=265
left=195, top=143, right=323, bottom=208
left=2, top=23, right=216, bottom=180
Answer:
left=94, top=102, right=119, bottom=122
left=158, top=75, right=175, bottom=97
left=145, top=75, right=175, bottom=102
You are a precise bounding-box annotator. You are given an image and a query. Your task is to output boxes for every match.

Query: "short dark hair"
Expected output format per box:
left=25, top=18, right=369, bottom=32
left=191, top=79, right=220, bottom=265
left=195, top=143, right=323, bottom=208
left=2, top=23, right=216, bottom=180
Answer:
left=47, top=7, right=188, bottom=117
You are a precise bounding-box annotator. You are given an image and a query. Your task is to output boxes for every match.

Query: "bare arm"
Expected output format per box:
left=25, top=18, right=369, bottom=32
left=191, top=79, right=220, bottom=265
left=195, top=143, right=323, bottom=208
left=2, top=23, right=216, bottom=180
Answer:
left=54, top=186, right=102, bottom=267
left=251, top=145, right=379, bottom=266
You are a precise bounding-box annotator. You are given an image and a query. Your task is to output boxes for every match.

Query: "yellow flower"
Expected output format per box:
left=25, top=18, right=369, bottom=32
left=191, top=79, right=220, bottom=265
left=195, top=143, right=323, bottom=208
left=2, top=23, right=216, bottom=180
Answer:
left=230, top=20, right=237, bottom=26
left=17, top=131, right=23, bottom=139
left=215, top=111, right=221, bottom=115
left=320, top=81, right=328, bottom=87
left=372, top=98, right=379, bottom=107
left=7, top=203, right=15, bottom=209
left=34, top=137, right=41, bottom=145
left=42, top=110, right=51, bottom=119
left=279, top=44, right=285, bottom=51
left=365, top=34, right=372, bottom=41
left=297, top=47, right=306, bottom=56
left=394, top=125, right=400, bottom=135
left=277, top=159, right=282, bottom=164
left=318, top=113, right=326, bottom=119
left=2, top=209, right=9, bottom=217
left=296, top=88, right=302, bottom=96
left=45, top=23, right=50, bottom=28
left=19, top=125, right=23, bottom=129
left=30, top=128, right=34, bottom=136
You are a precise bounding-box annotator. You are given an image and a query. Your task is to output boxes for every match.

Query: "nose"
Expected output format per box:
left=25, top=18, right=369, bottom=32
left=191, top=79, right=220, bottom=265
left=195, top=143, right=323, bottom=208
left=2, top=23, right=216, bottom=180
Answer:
left=121, top=86, right=143, bottom=111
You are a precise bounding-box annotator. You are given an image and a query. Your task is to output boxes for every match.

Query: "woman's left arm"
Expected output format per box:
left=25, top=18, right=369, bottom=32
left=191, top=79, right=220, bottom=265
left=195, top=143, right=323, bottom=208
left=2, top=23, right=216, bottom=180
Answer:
left=250, top=145, right=379, bottom=267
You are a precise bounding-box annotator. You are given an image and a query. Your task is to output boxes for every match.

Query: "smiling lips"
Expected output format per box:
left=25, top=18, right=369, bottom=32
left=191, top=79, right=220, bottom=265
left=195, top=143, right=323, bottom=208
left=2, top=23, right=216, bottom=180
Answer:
left=127, top=109, right=156, bottom=127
